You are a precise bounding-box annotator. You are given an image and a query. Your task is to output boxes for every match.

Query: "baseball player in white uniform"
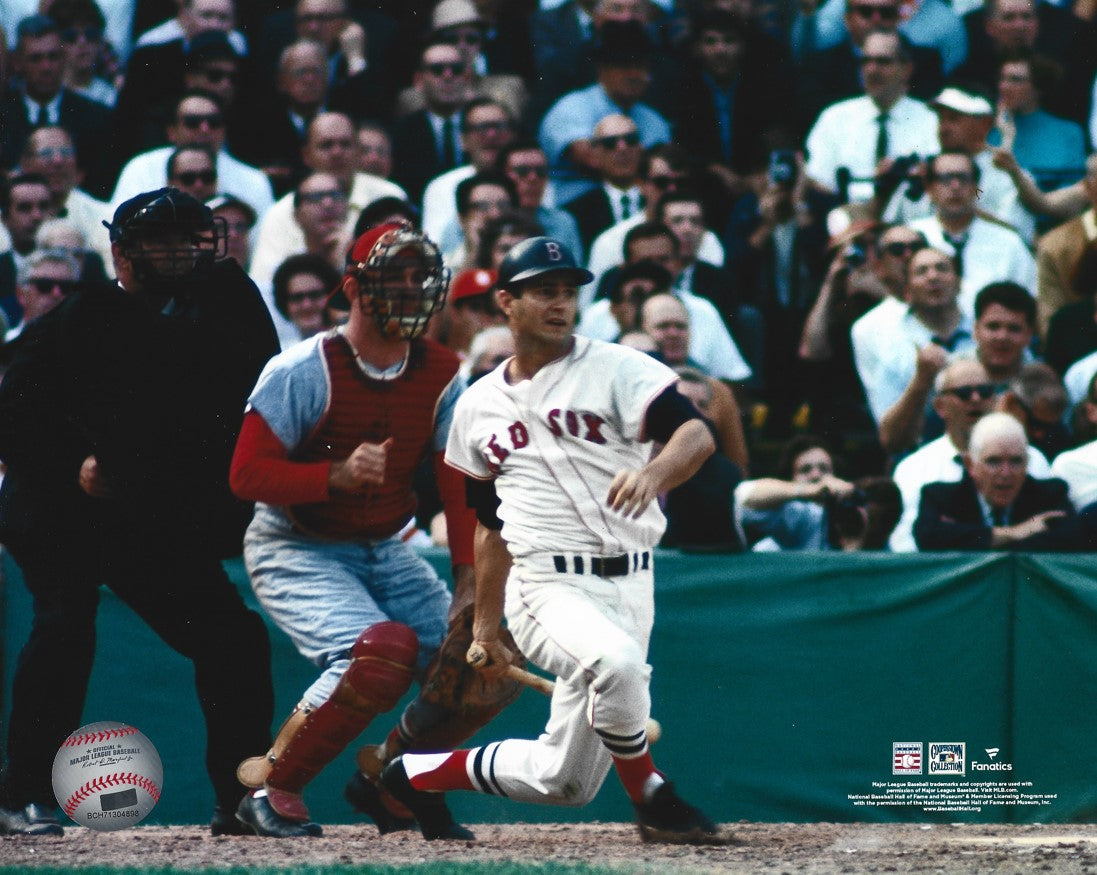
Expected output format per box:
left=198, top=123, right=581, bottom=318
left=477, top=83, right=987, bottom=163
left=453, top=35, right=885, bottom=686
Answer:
left=378, top=237, right=726, bottom=845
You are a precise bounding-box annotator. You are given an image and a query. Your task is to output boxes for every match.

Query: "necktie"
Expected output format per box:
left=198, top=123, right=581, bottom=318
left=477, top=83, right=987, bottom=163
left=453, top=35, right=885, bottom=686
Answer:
left=441, top=115, right=456, bottom=169
left=991, top=507, right=1008, bottom=526
left=620, top=192, right=632, bottom=221
left=943, top=232, right=968, bottom=277
left=875, top=113, right=889, bottom=163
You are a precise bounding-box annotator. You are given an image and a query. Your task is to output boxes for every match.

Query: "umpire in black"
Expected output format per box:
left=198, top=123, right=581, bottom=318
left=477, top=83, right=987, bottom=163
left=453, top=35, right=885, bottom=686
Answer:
left=0, top=188, right=278, bottom=835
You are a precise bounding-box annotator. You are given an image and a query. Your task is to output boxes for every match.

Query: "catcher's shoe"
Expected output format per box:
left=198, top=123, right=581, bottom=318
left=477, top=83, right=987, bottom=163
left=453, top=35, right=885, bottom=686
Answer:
left=235, top=793, right=323, bottom=838
left=634, top=781, right=728, bottom=845
left=0, top=802, right=63, bottom=836
left=344, top=771, right=416, bottom=834
left=378, top=757, right=474, bottom=841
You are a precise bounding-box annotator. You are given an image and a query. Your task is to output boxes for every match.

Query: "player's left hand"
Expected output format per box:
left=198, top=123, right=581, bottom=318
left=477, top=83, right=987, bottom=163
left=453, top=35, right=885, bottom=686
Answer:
left=607, top=468, right=659, bottom=519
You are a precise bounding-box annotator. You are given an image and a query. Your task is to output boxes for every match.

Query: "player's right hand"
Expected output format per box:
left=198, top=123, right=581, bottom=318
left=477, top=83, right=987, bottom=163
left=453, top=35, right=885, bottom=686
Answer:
left=467, top=638, right=513, bottom=679
left=328, top=438, right=393, bottom=492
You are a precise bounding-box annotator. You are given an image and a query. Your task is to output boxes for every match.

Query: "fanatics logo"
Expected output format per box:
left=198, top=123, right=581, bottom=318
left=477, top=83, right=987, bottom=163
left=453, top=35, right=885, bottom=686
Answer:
left=893, top=742, right=923, bottom=775
left=928, top=742, right=965, bottom=775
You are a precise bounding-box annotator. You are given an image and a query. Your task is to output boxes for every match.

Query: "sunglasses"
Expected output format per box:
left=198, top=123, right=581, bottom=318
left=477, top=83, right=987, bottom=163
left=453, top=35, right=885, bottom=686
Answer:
left=648, top=174, right=686, bottom=190
left=179, top=113, right=224, bottom=130
left=287, top=289, right=328, bottom=304
left=943, top=383, right=1000, bottom=401
left=851, top=4, right=900, bottom=19
left=174, top=170, right=216, bottom=186
left=29, top=278, right=78, bottom=296
left=592, top=132, right=641, bottom=150
left=32, top=146, right=76, bottom=160
left=508, top=164, right=548, bottom=179
left=298, top=189, right=347, bottom=204
left=932, top=172, right=975, bottom=185
left=425, top=61, right=464, bottom=77
left=859, top=54, right=899, bottom=66
left=881, top=240, right=925, bottom=257
left=60, top=26, right=103, bottom=42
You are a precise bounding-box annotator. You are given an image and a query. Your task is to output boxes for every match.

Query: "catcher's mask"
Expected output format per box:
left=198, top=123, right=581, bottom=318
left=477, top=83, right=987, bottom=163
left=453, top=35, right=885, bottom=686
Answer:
left=346, top=223, right=449, bottom=340
left=104, top=187, right=226, bottom=293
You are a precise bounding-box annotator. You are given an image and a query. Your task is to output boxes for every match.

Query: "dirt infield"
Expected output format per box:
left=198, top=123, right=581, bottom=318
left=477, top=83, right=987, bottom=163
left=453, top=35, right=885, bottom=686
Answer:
left=3, top=822, right=1097, bottom=872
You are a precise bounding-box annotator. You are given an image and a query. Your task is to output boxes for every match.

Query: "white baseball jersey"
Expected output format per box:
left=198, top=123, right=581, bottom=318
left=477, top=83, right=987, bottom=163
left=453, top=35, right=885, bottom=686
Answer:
left=446, top=335, right=677, bottom=558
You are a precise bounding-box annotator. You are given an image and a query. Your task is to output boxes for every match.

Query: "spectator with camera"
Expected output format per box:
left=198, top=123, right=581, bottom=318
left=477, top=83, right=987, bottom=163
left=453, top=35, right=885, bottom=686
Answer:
left=909, top=151, right=1035, bottom=317
left=733, top=434, right=900, bottom=551
left=889, top=356, right=1052, bottom=550
left=881, top=86, right=1034, bottom=242
left=913, top=411, right=1082, bottom=551
left=804, top=30, right=939, bottom=205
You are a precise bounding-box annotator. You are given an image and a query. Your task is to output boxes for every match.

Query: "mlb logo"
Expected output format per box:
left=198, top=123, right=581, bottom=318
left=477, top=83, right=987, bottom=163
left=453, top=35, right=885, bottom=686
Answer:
left=893, top=742, right=923, bottom=775
left=929, top=742, right=966, bottom=775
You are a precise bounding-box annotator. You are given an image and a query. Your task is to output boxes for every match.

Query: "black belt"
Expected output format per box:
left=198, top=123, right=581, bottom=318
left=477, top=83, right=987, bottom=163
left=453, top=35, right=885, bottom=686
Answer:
left=552, top=552, right=650, bottom=577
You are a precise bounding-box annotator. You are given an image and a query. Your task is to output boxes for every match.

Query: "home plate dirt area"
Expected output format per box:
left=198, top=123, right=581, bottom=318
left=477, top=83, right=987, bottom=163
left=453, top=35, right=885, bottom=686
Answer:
left=2, top=822, right=1097, bottom=873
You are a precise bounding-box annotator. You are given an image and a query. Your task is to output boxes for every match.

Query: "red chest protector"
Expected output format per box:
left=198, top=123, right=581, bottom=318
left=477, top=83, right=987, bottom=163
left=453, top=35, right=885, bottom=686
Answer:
left=288, top=332, right=460, bottom=540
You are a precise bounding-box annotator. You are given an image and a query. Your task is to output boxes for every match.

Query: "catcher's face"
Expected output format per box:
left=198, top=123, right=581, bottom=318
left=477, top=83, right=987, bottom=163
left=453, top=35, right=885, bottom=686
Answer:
left=358, top=238, right=448, bottom=340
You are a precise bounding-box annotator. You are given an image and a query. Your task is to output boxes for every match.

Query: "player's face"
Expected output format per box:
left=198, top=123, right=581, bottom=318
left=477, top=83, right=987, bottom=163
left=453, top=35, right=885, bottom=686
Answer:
left=503, top=274, right=579, bottom=347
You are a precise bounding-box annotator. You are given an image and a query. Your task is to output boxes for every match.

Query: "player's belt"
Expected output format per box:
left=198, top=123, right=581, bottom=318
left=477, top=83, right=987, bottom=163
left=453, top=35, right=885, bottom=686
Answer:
left=552, top=552, right=650, bottom=577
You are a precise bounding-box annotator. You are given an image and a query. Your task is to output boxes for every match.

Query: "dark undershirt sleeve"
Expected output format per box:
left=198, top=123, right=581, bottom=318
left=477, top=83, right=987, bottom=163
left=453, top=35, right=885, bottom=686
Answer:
left=644, top=383, right=712, bottom=444
left=465, top=476, right=503, bottom=530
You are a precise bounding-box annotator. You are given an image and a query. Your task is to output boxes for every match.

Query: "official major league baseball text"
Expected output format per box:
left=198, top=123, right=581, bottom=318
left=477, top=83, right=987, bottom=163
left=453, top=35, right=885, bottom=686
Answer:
left=52, top=722, right=162, bottom=831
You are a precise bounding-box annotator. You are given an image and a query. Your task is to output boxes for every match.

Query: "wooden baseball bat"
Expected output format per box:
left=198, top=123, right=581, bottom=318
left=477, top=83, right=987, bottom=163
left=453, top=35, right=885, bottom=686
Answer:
left=467, top=643, right=662, bottom=743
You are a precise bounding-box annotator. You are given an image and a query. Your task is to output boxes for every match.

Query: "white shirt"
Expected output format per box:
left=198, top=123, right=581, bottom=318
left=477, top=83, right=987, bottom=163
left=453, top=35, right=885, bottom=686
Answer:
left=850, top=295, right=908, bottom=389
left=883, top=150, right=1036, bottom=244
left=576, top=290, right=752, bottom=382
left=421, top=165, right=476, bottom=245
left=1064, top=350, right=1097, bottom=408
left=249, top=171, right=407, bottom=347
left=1050, top=440, right=1097, bottom=510
left=890, top=434, right=1051, bottom=551
left=111, top=147, right=275, bottom=222
left=584, top=214, right=724, bottom=310
left=604, top=182, right=643, bottom=225
left=134, top=19, right=248, bottom=55
left=859, top=305, right=976, bottom=425
left=63, top=188, right=113, bottom=268
left=909, top=215, right=1037, bottom=317
left=805, top=95, right=940, bottom=202
left=446, top=335, right=677, bottom=557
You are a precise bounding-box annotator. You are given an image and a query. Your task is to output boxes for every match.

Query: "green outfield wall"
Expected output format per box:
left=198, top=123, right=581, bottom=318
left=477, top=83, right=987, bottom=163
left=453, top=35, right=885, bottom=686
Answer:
left=3, top=550, right=1095, bottom=826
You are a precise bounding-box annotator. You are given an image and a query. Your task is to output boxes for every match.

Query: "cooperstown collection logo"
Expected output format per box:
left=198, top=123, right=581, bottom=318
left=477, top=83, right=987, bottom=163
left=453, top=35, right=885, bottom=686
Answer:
left=891, top=742, right=1015, bottom=776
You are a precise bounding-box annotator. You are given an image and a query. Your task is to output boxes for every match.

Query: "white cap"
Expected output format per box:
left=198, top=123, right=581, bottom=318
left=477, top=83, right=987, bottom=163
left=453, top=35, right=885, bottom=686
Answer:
left=930, top=87, right=993, bottom=117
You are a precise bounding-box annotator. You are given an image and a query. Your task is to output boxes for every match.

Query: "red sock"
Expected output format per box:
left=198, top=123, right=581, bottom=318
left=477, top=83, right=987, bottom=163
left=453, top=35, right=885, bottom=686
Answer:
left=612, top=751, right=658, bottom=804
left=406, top=749, right=475, bottom=792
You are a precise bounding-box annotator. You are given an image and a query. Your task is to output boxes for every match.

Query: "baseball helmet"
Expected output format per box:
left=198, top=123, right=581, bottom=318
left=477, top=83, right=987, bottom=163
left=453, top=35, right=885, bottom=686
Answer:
left=104, top=187, right=225, bottom=288
left=345, top=222, right=449, bottom=340
left=496, top=236, right=593, bottom=290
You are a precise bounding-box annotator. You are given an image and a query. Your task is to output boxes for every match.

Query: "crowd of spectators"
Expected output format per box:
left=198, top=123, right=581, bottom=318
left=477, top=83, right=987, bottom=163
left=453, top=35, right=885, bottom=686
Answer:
left=4, top=0, right=1097, bottom=553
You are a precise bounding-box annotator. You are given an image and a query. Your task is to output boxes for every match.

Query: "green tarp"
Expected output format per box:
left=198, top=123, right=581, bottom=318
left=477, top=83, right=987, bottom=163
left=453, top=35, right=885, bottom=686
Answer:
left=3, top=550, right=1095, bottom=825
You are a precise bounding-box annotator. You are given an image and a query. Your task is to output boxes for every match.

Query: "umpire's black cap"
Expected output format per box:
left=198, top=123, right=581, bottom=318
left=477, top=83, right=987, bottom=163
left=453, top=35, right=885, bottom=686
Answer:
left=496, top=237, right=593, bottom=290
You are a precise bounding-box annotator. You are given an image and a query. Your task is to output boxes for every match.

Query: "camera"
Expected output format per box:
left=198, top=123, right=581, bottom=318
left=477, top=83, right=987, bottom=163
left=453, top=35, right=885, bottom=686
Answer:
left=768, top=150, right=796, bottom=186
left=826, top=488, right=869, bottom=543
left=874, top=153, right=925, bottom=203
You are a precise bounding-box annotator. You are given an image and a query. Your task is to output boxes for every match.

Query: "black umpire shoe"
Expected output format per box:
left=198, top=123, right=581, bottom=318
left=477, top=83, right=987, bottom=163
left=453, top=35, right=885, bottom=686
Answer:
left=210, top=804, right=253, bottom=836
left=344, top=771, right=416, bottom=834
left=0, top=802, right=64, bottom=836
left=235, top=793, right=323, bottom=838
left=378, top=757, right=474, bottom=841
left=634, top=781, right=728, bottom=845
